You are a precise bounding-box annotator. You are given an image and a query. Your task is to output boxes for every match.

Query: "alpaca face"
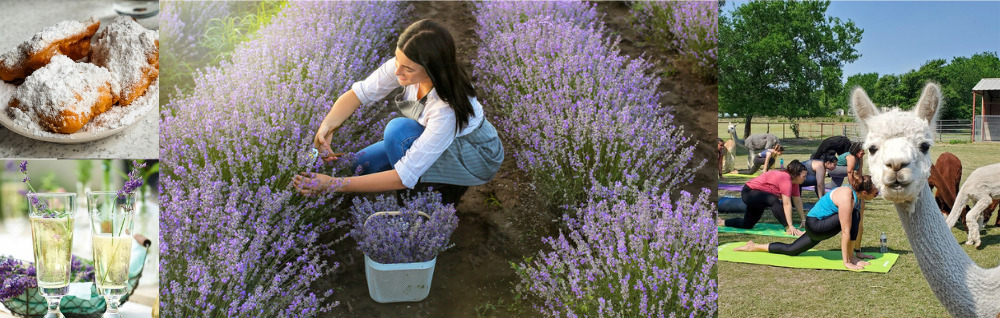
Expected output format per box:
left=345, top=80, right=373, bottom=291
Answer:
left=727, top=122, right=737, bottom=135
left=851, top=83, right=940, bottom=204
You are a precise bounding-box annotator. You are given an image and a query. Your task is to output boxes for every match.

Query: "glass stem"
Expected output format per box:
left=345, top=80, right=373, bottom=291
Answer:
left=45, top=295, right=61, bottom=314
left=105, top=294, right=120, bottom=313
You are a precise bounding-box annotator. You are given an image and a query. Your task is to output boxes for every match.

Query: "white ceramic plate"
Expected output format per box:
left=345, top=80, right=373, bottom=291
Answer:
left=0, top=80, right=157, bottom=144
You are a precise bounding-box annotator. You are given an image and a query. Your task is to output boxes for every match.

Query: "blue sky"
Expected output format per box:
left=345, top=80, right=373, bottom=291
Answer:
left=723, top=1, right=1000, bottom=82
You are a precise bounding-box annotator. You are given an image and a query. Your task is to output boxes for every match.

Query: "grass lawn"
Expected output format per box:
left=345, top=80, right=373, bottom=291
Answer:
left=718, top=138, right=1000, bottom=317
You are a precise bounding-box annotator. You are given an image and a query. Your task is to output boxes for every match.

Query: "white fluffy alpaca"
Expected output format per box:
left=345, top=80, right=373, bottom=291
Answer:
left=727, top=122, right=778, bottom=169
left=945, top=163, right=1000, bottom=247
left=852, top=83, right=1000, bottom=318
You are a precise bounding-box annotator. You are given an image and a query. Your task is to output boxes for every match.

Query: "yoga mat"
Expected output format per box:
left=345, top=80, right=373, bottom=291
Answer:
left=718, top=223, right=799, bottom=238
left=722, top=173, right=757, bottom=178
left=718, top=241, right=899, bottom=273
left=719, top=183, right=816, bottom=192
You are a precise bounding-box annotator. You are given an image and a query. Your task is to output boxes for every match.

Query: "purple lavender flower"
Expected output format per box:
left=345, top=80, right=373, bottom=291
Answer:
left=514, top=185, right=718, bottom=317
left=349, top=192, right=458, bottom=264
left=18, top=161, right=27, bottom=174
left=633, top=1, right=718, bottom=80
left=117, top=160, right=147, bottom=200
left=159, top=2, right=408, bottom=316
left=0, top=255, right=94, bottom=301
left=473, top=2, right=703, bottom=208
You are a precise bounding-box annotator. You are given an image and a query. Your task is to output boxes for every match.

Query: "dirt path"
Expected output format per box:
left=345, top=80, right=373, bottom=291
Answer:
left=594, top=2, right=719, bottom=201
left=318, top=2, right=718, bottom=316
left=319, top=2, right=554, bottom=317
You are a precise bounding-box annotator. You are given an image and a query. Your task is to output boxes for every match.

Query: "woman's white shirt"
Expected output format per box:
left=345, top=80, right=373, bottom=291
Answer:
left=350, top=57, right=484, bottom=188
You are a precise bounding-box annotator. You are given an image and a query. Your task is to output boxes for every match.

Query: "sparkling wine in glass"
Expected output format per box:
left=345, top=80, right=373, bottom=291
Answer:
left=28, top=192, right=77, bottom=318
left=88, top=191, right=135, bottom=318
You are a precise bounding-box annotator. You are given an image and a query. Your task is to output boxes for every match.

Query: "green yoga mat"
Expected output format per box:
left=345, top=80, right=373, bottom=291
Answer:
left=722, top=173, right=758, bottom=178
left=718, top=241, right=899, bottom=273
left=718, top=223, right=800, bottom=238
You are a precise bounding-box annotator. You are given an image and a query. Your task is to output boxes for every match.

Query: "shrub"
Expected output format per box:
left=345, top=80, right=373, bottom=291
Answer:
left=159, top=2, right=406, bottom=316
left=349, top=192, right=458, bottom=264
left=474, top=1, right=701, bottom=208
left=514, top=185, right=718, bottom=317
left=633, top=1, right=718, bottom=81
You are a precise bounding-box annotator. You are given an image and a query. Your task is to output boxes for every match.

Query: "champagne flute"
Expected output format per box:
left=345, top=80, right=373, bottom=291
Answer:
left=88, top=191, right=135, bottom=318
left=28, top=193, right=77, bottom=318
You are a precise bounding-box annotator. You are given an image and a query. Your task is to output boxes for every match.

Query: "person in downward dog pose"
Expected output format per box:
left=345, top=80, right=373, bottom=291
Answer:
left=747, top=143, right=784, bottom=174
left=800, top=151, right=838, bottom=198
left=293, top=20, right=504, bottom=204
left=719, top=160, right=808, bottom=236
left=828, top=141, right=865, bottom=187
left=735, top=172, right=879, bottom=270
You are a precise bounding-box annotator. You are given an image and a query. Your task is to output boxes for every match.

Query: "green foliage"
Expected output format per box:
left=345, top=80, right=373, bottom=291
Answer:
left=948, top=139, right=971, bottom=144
left=76, top=161, right=93, bottom=186
left=161, top=1, right=288, bottom=106
left=841, top=52, right=1000, bottom=120
left=720, top=0, right=863, bottom=137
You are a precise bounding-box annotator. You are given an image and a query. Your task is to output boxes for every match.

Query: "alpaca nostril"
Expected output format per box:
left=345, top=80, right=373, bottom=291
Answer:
left=886, top=161, right=909, bottom=171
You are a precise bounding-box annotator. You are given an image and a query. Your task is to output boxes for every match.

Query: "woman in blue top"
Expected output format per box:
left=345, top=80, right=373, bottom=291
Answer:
left=734, top=172, right=879, bottom=270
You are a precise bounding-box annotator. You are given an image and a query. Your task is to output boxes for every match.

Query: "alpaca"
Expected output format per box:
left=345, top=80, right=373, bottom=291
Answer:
left=929, top=153, right=999, bottom=230
left=811, top=135, right=852, bottom=159
left=727, top=122, right=779, bottom=169
left=723, top=139, right=737, bottom=174
left=852, top=82, right=1000, bottom=318
left=928, top=152, right=964, bottom=216
left=945, top=163, right=1000, bottom=247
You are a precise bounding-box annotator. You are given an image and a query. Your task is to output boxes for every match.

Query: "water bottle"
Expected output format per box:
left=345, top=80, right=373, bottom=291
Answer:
left=879, top=232, right=888, bottom=253
left=779, top=158, right=785, bottom=169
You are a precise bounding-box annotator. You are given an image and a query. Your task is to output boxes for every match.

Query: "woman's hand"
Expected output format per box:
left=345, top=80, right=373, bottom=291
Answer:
left=314, top=125, right=339, bottom=163
left=786, top=226, right=804, bottom=237
left=292, top=172, right=342, bottom=195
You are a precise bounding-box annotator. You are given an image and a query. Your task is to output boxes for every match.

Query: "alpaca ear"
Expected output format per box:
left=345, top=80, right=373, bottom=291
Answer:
left=915, top=82, right=941, bottom=124
left=851, top=87, right=878, bottom=124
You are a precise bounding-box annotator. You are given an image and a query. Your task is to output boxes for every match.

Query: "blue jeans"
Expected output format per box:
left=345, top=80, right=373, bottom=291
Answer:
left=353, top=117, right=424, bottom=175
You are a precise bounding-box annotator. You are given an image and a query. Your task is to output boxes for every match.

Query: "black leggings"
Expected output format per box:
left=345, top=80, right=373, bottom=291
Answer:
left=747, top=155, right=776, bottom=175
left=768, top=207, right=861, bottom=256
left=724, top=185, right=791, bottom=229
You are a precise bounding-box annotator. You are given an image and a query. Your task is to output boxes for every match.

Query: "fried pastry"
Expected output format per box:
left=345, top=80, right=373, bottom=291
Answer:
left=10, top=55, right=118, bottom=134
left=0, top=18, right=100, bottom=82
left=90, top=16, right=159, bottom=106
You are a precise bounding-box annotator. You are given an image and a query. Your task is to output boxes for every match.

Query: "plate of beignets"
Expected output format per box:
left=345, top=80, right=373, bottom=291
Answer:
left=0, top=16, right=159, bottom=144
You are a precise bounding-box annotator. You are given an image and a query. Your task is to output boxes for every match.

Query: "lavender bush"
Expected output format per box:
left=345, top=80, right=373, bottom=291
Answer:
left=160, top=2, right=406, bottom=316
left=633, top=1, right=719, bottom=81
left=160, top=1, right=234, bottom=103
left=474, top=1, right=701, bottom=207
left=514, top=185, right=718, bottom=317
left=349, top=192, right=458, bottom=264
left=0, top=256, right=94, bottom=301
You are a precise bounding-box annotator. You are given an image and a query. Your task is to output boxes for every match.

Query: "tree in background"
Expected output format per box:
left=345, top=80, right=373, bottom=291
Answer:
left=840, top=52, right=1000, bottom=120
left=720, top=0, right=862, bottom=138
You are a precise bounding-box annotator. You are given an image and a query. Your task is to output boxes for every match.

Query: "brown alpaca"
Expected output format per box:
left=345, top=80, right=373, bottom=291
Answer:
left=928, top=152, right=999, bottom=227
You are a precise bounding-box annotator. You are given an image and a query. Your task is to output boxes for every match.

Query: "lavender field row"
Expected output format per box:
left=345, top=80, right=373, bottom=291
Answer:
left=472, top=2, right=717, bottom=316
left=159, top=2, right=406, bottom=316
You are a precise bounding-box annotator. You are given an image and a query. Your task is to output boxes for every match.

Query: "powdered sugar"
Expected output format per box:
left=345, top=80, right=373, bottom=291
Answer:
left=0, top=17, right=98, bottom=72
left=90, top=16, right=158, bottom=105
left=2, top=79, right=157, bottom=140
left=25, top=17, right=99, bottom=54
left=13, top=54, right=116, bottom=123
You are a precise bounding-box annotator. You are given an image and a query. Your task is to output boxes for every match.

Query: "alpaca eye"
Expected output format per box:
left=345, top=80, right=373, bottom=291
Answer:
left=919, top=142, right=931, bottom=154
left=868, top=146, right=878, bottom=155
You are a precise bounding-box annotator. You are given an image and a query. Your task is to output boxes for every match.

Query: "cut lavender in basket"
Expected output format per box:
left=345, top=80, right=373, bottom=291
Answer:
left=349, top=192, right=458, bottom=264
left=0, top=255, right=95, bottom=301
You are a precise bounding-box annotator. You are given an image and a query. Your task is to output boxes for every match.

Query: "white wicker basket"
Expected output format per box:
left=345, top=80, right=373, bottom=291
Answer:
left=363, top=211, right=437, bottom=303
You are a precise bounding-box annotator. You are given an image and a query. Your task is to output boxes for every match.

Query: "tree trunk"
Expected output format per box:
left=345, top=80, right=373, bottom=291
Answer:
left=743, top=114, right=753, bottom=139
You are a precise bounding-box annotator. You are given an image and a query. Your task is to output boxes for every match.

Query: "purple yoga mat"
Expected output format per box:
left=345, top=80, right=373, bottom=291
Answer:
left=719, top=183, right=815, bottom=192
